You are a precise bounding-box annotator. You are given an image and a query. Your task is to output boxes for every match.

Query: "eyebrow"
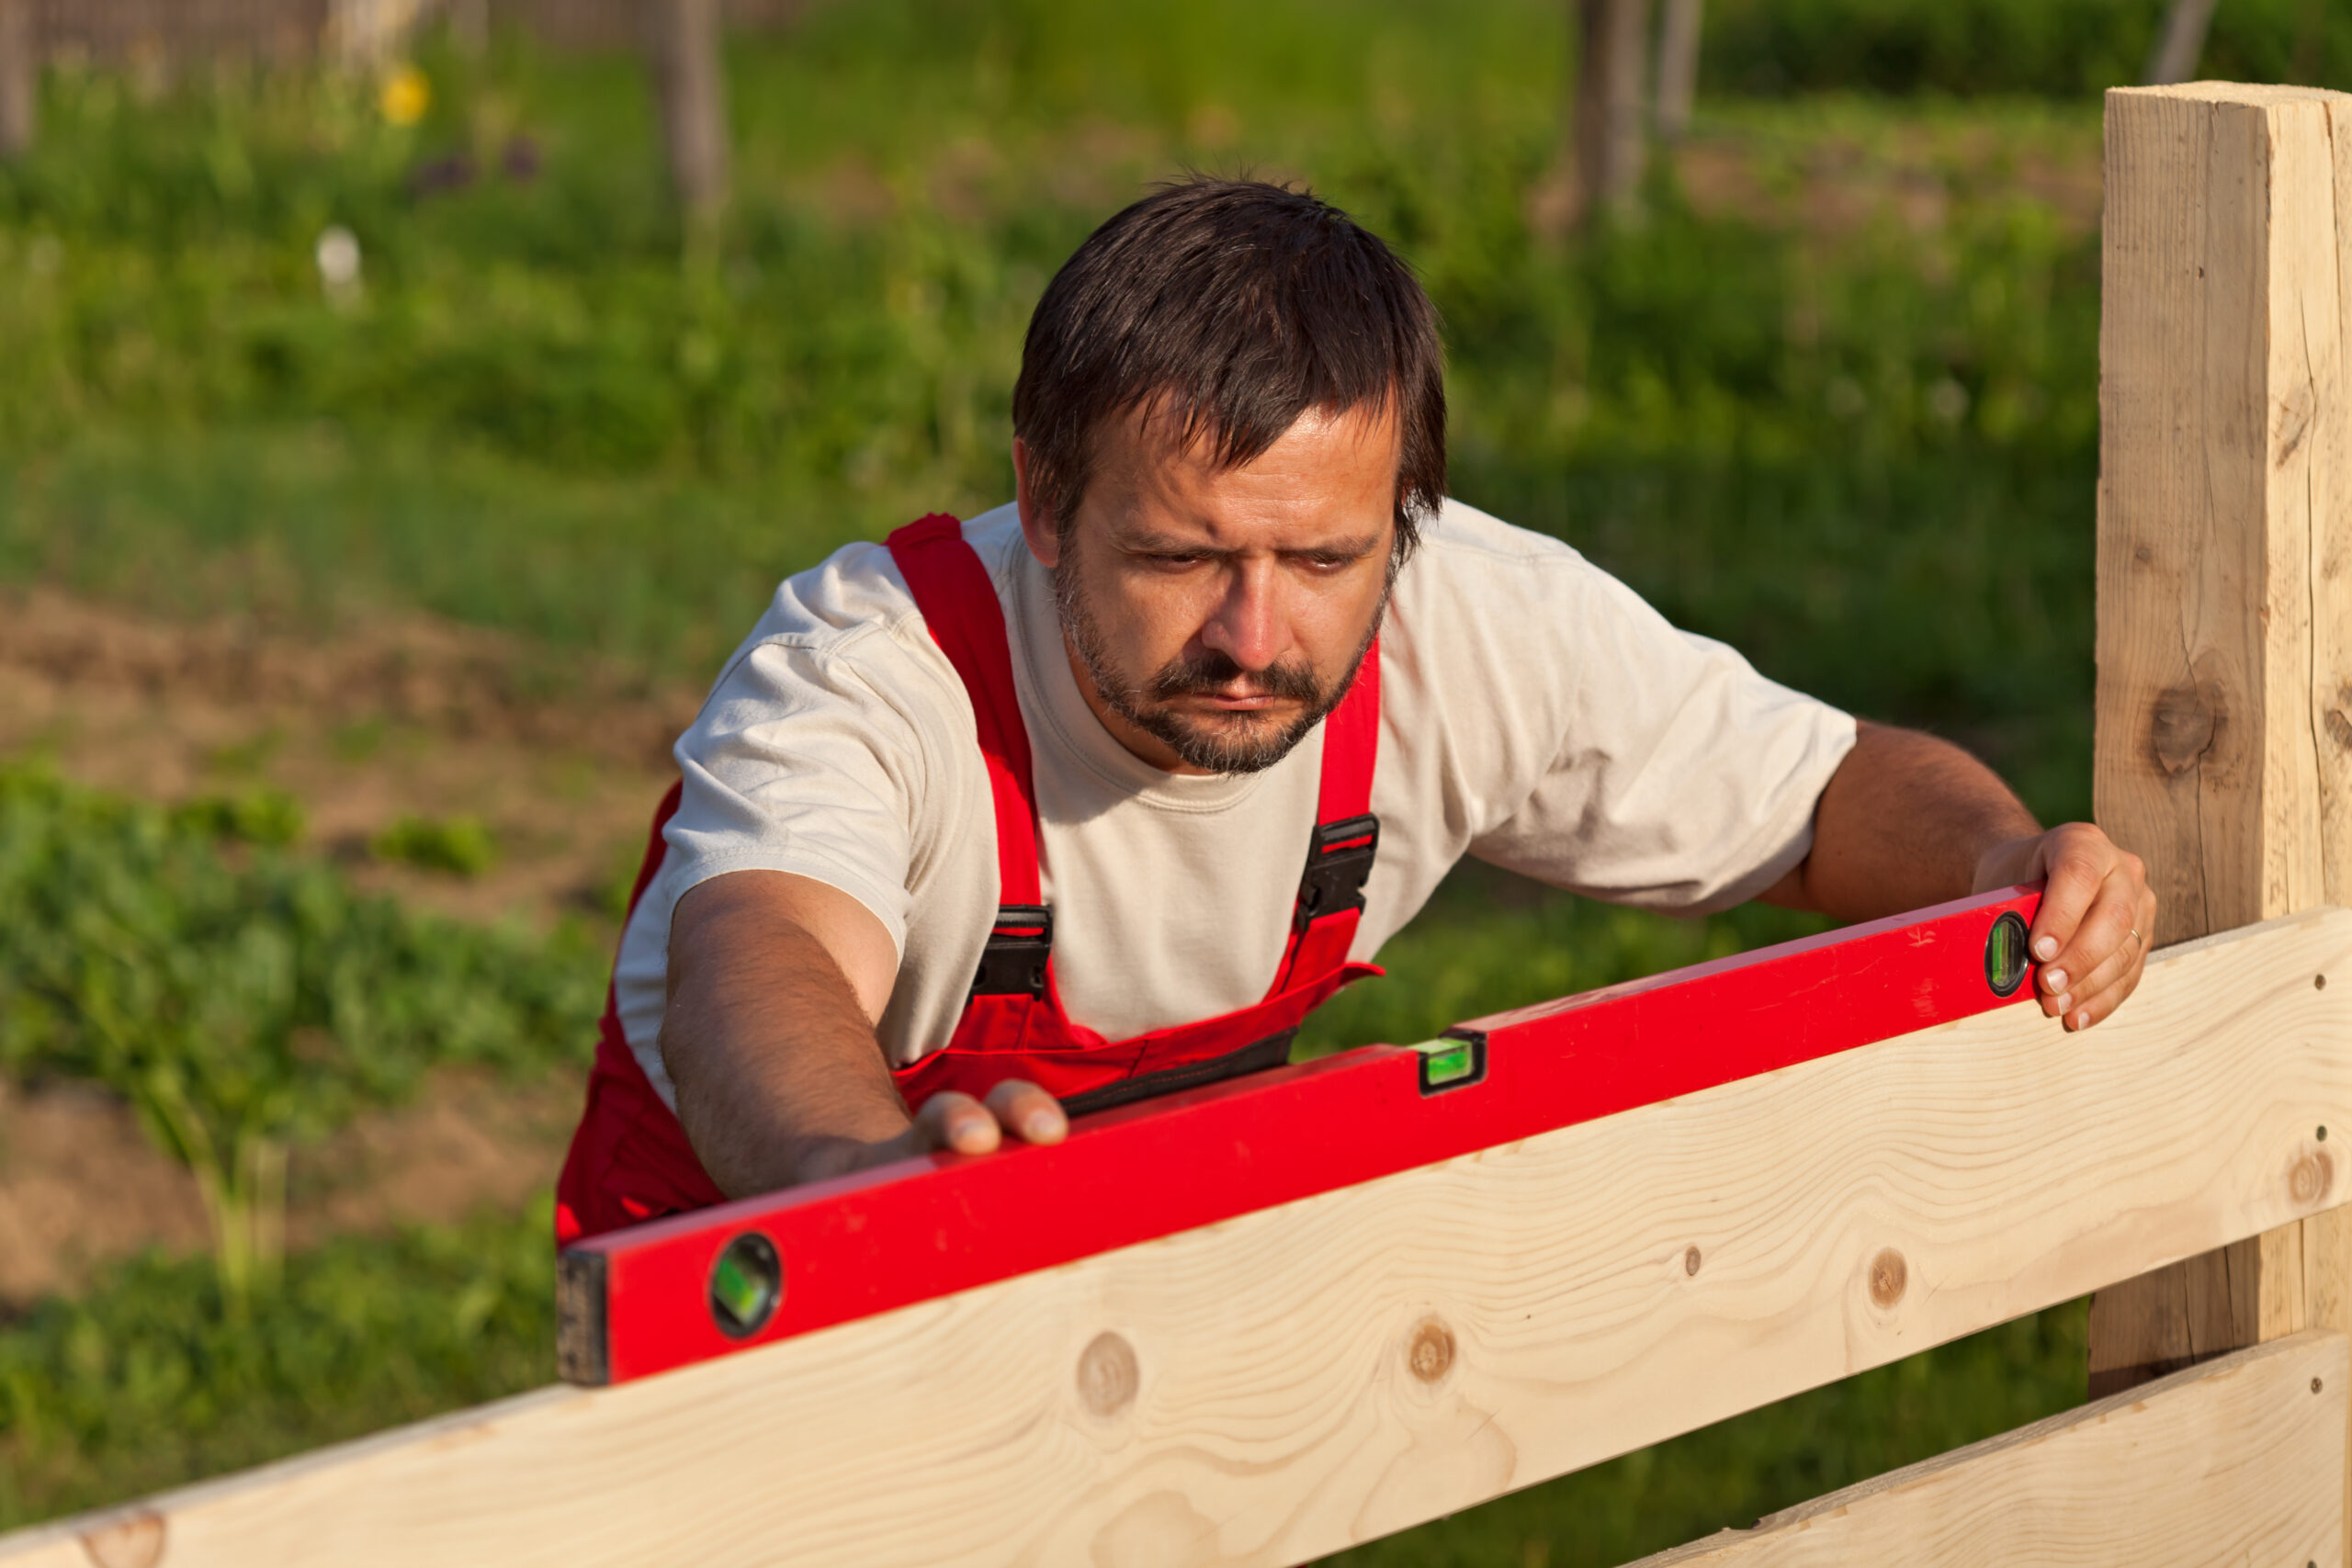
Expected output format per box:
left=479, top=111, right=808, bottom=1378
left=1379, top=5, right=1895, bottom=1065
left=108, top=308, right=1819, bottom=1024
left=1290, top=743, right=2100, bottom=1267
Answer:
left=1114, top=528, right=1386, bottom=559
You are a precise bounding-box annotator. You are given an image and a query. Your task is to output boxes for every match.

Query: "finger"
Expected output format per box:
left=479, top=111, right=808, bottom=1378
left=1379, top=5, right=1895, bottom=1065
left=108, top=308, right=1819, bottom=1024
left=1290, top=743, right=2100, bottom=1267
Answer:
left=2047, top=928, right=2137, bottom=1029
left=912, top=1090, right=1002, bottom=1156
left=2038, top=872, right=2140, bottom=1018
left=2050, top=887, right=2156, bottom=1032
left=984, top=1079, right=1069, bottom=1145
left=2025, top=825, right=2109, bottom=966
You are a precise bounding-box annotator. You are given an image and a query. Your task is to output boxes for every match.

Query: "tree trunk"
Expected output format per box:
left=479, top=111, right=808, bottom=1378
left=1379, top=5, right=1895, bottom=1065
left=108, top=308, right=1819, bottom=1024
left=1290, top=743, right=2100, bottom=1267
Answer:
left=1654, top=0, right=1702, bottom=141
left=1568, top=0, right=1651, bottom=225
left=2143, top=0, right=2220, bottom=85
left=0, top=0, right=35, bottom=162
left=448, top=0, right=491, bottom=58
left=649, top=0, right=730, bottom=228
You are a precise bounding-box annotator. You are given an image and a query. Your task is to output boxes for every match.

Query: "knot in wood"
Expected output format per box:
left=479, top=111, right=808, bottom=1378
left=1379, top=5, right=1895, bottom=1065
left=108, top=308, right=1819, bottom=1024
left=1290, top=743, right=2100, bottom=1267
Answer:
left=1683, top=1245, right=1702, bottom=1277
left=2291, top=1149, right=2334, bottom=1208
left=1077, top=1331, right=1138, bottom=1417
left=2327, top=707, right=2352, bottom=755
left=77, top=1512, right=164, bottom=1568
left=1868, top=1248, right=1908, bottom=1309
left=1407, top=1318, right=1455, bottom=1384
left=2148, top=685, right=2220, bottom=777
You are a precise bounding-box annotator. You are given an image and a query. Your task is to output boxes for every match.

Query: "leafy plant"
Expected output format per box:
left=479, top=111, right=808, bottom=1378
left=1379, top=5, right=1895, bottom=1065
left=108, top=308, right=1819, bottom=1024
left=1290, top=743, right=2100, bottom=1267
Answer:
left=371, top=813, right=498, bottom=877
left=0, top=1201, right=558, bottom=1529
left=168, top=786, right=305, bottom=848
left=0, top=766, right=601, bottom=1311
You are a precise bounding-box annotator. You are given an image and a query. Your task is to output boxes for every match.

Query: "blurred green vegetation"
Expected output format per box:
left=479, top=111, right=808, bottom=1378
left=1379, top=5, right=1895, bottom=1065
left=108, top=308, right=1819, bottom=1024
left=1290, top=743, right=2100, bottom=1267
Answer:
left=0, top=766, right=601, bottom=1309
left=0, top=0, right=2105, bottom=817
left=0, top=0, right=2188, bottom=1552
left=371, top=812, right=500, bottom=877
left=0, top=1202, right=560, bottom=1528
left=1707, top=0, right=2348, bottom=97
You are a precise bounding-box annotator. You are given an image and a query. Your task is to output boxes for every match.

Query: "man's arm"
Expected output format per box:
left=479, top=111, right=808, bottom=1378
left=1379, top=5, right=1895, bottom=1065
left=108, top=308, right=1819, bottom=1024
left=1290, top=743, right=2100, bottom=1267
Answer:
left=660, top=871, right=1067, bottom=1197
left=1762, top=721, right=2156, bottom=1032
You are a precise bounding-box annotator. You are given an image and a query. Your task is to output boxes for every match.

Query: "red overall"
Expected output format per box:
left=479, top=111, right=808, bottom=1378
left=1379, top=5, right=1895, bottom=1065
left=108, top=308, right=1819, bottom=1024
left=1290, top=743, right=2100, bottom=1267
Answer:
left=553, top=514, right=1383, bottom=1245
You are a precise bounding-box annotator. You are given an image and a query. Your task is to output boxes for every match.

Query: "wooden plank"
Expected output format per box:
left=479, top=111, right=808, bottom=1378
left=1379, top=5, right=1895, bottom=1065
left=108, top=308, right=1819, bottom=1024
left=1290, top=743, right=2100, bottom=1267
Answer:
left=1, top=908, right=2346, bottom=1568
left=2090, top=80, right=2352, bottom=1418
left=1633, top=1330, right=2347, bottom=1567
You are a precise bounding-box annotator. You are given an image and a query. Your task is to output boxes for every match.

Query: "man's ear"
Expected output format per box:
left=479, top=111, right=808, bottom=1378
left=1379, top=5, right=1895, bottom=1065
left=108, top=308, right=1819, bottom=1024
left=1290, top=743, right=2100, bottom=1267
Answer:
left=1012, top=439, right=1061, bottom=570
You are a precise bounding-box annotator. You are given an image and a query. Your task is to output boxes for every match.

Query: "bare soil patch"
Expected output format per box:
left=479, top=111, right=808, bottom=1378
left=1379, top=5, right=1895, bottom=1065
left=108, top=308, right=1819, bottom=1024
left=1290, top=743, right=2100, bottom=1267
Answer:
left=0, top=585, right=693, bottom=1298
left=0, top=1066, right=585, bottom=1304
left=0, top=583, right=697, bottom=928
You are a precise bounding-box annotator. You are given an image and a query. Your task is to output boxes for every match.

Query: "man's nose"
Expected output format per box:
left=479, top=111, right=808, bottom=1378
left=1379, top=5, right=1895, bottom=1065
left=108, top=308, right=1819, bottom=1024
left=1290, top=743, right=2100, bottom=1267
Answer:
left=1198, top=558, right=1289, bottom=672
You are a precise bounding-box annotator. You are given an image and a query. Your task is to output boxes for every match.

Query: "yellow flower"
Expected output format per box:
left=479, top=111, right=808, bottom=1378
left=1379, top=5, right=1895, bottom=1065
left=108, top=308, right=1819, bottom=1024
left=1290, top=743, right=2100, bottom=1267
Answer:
left=379, top=67, right=430, bottom=129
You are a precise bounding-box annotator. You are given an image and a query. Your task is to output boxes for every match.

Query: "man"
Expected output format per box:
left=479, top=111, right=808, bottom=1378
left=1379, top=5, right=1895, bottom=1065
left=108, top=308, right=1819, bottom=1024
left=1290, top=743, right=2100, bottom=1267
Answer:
left=555, top=180, right=2154, bottom=1243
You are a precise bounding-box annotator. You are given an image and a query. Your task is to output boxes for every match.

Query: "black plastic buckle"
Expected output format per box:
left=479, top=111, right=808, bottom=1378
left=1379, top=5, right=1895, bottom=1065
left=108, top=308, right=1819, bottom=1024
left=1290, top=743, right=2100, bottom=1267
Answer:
left=969, top=904, right=1053, bottom=999
left=1295, top=813, right=1380, bottom=932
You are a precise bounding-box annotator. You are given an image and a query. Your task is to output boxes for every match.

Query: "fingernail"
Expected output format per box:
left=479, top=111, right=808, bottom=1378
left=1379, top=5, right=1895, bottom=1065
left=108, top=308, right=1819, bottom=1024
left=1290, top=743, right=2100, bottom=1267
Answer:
left=2044, top=968, right=2068, bottom=993
left=2033, top=936, right=2059, bottom=962
left=2074, top=1009, right=2090, bottom=1030
left=2054, top=993, right=2072, bottom=1014
left=1024, top=1112, right=1057, bottom=1140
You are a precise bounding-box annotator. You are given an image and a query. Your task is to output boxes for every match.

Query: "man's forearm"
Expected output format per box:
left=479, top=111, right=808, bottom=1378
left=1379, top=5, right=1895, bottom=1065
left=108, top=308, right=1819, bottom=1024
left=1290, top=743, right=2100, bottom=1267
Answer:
left=661, top=885, right=911, bottom=1197
left=1768, top=721, right=2039, bottom=921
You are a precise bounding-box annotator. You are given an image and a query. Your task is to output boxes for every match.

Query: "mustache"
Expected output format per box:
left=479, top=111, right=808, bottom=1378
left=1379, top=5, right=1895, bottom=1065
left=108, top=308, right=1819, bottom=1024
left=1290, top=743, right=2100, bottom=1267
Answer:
left=1145, top=649, right=1326, bottom=705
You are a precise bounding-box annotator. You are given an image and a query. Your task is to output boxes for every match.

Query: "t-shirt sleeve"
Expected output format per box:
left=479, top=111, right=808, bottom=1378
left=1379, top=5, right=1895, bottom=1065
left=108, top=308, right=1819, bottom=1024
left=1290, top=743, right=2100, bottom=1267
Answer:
left=660, top=625, right=958, bottom=958
left=1459, top=541, right=1857, bottom=915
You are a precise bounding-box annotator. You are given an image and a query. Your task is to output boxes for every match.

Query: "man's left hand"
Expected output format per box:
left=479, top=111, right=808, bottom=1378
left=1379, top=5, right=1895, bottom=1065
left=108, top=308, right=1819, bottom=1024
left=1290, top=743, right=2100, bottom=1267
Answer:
left=1972, top=823, right=2156, bottom=1032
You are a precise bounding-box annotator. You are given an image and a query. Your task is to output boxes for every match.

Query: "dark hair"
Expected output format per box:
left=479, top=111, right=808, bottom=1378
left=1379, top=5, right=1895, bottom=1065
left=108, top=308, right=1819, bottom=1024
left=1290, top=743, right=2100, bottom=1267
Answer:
left=1012, top=178, right=1446, bottom=563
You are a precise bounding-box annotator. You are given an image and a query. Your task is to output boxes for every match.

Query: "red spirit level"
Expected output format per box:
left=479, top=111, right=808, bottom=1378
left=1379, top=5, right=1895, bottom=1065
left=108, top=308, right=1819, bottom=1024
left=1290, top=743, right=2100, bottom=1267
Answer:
left=556, top=885, right=2043, bottom=1386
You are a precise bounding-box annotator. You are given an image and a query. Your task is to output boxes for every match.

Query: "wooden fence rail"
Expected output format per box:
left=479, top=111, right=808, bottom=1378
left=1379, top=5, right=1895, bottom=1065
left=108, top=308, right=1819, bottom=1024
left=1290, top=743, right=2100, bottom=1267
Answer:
left=0, top=908, right=2342, bottom=1566
left=1, top=76, right=2348, bottom=1568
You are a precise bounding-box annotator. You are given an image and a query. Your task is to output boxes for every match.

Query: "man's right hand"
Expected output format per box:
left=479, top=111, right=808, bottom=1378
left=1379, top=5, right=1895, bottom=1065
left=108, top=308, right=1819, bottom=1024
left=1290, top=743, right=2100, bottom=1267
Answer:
left=793, top=1079, right=1070, bottom=1184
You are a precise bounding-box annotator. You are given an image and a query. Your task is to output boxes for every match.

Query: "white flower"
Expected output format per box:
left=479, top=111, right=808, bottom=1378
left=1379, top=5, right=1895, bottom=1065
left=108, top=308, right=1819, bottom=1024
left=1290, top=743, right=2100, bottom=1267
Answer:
left=315, top=226, right=363, bottom=296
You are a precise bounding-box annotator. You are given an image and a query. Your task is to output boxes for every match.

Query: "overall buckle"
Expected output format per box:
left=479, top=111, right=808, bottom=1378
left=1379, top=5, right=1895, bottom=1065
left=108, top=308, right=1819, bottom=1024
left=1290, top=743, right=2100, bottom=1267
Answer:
left=1295, top=814, right=1379, bottom=932
left=969, top=904, right=1053, bottom=999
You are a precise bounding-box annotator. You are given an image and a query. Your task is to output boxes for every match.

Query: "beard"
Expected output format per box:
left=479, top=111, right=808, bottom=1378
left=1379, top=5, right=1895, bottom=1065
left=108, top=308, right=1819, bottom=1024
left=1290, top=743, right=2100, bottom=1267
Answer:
left=1053, top=558, right=1387, bottom=775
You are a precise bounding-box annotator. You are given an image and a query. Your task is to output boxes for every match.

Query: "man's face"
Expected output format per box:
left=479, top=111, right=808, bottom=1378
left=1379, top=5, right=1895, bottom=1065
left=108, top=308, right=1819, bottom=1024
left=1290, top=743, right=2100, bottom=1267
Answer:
left=1016, top=402, right=1399, bottom=775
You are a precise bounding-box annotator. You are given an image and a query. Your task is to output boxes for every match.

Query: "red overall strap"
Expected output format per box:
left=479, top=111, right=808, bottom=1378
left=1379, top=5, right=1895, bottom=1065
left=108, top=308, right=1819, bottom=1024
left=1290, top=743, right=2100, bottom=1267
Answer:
left=1270, top=641, right=1381, bottom=995
left=1317, top=639, right=1381, bottom=826
left=554, top=778, right=727, bottom=1247
left=887, top=515, right=1042, bottom=905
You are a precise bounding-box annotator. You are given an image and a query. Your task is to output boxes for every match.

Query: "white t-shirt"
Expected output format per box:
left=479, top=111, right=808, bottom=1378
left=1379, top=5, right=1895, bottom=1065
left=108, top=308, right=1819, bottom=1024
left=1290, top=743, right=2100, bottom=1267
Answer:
left=615, top=500, right=1856, bottom=1106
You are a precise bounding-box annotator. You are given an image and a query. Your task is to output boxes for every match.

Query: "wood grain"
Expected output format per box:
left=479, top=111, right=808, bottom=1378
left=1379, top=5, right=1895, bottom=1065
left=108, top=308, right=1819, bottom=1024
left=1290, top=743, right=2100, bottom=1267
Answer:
left=2094, top=83, right=2352, bottom=942
left=1634, top=1331, right=2347, bottom=1567
left=2090, top=81, right=2352, bottom=1429
left=1, top=909, right=2346, bottom=1568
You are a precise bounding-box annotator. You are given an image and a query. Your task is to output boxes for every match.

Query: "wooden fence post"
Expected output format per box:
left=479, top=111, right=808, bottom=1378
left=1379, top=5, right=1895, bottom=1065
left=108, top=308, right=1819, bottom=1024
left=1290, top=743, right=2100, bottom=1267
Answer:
left=648, top=0, right=729, bottom=228
left=0, top=0, right=36, bottom=161
left=2145, top=0, right=2221, bottom=86
left=2091, top=81, right=2352, bottom=1548
left=1568, top=0, right=1649, bottom=223
left=1652, top=0, right=1701, bottom=141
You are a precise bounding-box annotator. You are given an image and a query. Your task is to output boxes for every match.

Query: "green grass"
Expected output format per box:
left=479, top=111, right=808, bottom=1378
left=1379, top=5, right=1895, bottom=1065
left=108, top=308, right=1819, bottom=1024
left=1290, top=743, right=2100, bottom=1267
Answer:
left=0, top=1202, right=559, bottom=1529
left=0, top=764, right=603, bottom=1306
left=371, top=813, right=500, bottom=877
left=0, top=10, right=2105, bottom=830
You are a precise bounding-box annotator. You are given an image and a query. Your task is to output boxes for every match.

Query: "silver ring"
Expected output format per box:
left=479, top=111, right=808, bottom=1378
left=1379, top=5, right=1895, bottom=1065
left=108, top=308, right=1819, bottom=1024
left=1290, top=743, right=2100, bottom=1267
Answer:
left=2127, top=927, right=2143, bottom=951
